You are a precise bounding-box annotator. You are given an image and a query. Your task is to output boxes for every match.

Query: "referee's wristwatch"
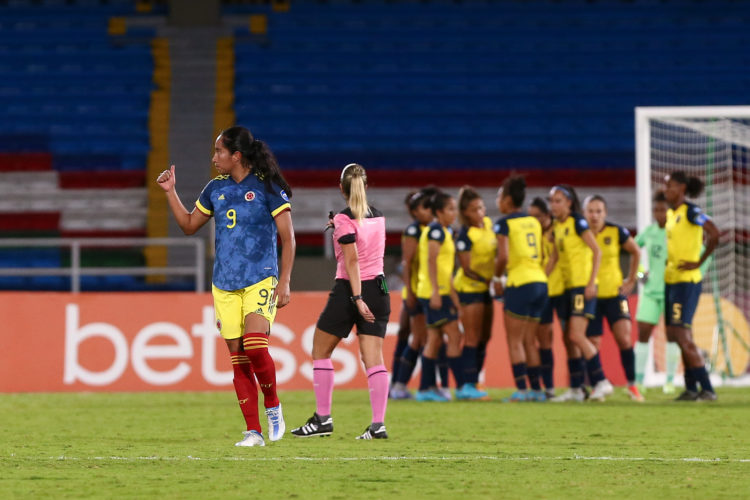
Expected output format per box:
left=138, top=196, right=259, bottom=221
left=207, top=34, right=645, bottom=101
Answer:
left=350, top=295, right=363, bottom=304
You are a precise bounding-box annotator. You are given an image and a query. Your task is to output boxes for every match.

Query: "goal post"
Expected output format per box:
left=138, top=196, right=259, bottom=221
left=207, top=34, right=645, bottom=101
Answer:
left=635, top=106, right=750, bottom=385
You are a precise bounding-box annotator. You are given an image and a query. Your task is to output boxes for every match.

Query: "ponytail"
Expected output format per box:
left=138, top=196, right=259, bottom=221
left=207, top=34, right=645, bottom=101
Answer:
left=669, top=171, right=704, bottom=198
left=340, top=163, right=370, bottom=222
left=219, top=126, right=293, bottom=198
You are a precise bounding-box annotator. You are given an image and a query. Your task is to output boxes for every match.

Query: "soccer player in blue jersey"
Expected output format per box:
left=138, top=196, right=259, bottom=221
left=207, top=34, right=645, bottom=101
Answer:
left=663, top=171, right=720, bottom=401
left=157, top=126, right=295, bottom=446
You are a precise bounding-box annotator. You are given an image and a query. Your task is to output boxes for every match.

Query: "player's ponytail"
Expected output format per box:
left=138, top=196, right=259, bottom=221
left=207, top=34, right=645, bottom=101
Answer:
left=458, top=185, right=481, bottom=226
left=501, top=175, right=526, bottom=208
left=340, top=163, right=370, bottom=222
left=219, top=126, right=293, bottom=198
left=669, top=171, right=704, bottom=198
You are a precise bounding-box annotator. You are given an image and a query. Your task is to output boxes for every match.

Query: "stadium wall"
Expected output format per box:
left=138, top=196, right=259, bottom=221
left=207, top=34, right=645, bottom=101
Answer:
left=0, top=292, right=638, bottom=393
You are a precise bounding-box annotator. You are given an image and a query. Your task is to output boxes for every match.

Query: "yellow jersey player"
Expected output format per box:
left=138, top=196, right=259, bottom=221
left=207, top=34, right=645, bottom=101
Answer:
left=664, top=171, right=720, bottom=401
left=391, top=188, right=437, bottom=399
left=528, top=197, right=561, bottom=399
left=415, top=191, right=465, bottom=401
left=584, top=195, right=643, bottom=402
left=492, top=176, right=548, bottom=402
left=548, top=184, right=613, bottom=403
left=454, top=186, right=496, bottom=399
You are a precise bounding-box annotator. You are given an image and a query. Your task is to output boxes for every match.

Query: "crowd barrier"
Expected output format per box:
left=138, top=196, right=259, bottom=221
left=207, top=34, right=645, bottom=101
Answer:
left=0, top=291, right=636, bottom=392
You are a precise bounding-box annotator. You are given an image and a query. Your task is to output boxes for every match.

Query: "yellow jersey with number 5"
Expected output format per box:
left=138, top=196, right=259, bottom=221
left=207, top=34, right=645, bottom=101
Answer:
left=493, top=212, right=546, bottom=287
left=665, top=201, right=709, bottom=284
left=553, top=212, right=594, bottom=289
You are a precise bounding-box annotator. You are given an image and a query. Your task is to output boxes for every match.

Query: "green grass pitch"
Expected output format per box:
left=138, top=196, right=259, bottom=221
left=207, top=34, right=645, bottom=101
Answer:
left=2, top=388, right=749, bottom=499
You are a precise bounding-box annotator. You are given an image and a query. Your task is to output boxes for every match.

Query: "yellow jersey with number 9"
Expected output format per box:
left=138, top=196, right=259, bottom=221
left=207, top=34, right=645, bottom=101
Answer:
left=554, top=212, right=594, bottom=289
left=665, top=201, right=709, bottom=284
left=493, top=212, right=546, bottom=287
left=542, top=228, right=565, bottom=297
left=416, top=222, right=455, bottom=298
left=453, top=216, right=497, bottom=293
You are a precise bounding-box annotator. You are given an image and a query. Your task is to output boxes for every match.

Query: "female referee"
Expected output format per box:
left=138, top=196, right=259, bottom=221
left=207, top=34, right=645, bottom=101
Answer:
left=492, top=176, right=547, bottom=402
left=157, top=126, right=294, bottom=447
left=547, top=185, right=612, bottom=403
left=291, top=164, right=392, bottom=439
left=664, top=171, right=720, bottom=401
left=391, top=188, right=437, bottom=399
left=583, top=195, right=643, bottom=402
left=415, top=191, right=466, bottom=402
left=454, top=186, right=495, bottom=398
left=528, top=197, right=561, bottom=399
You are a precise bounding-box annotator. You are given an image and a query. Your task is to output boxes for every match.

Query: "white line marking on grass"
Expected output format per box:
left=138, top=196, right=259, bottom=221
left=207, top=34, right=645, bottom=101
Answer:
left=4, top=455, right=750, bottom=463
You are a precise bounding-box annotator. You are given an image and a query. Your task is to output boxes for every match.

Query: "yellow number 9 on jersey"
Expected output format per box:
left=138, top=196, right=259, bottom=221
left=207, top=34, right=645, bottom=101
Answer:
left=226, top=209, right=237, bottom=229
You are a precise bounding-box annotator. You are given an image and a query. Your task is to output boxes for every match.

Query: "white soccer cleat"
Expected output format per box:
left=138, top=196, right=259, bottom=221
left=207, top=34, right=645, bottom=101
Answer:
left=550, top=388, right=585, bottom=402
left=589, top=379, right=614, bottom=401
left=235, top=430, right=265, bottom=447
left=265, top=404, right=286, bottom=441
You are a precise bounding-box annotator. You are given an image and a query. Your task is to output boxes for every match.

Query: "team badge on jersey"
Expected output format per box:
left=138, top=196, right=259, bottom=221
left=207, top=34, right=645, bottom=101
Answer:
left=604, top=236, right=612, bottom=245
left=245, top=191, right=256, bottom=201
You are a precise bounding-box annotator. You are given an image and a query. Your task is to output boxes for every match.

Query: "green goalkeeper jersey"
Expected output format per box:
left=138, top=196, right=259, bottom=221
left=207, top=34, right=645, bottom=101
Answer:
left=636, top=222, right=712, bottom=298
left=635, top=223, right=666, bottom=298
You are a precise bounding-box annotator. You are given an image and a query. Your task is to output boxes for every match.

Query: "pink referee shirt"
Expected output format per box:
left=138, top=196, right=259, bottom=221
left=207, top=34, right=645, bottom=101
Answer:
left=332, top=206, right=386, bottom=281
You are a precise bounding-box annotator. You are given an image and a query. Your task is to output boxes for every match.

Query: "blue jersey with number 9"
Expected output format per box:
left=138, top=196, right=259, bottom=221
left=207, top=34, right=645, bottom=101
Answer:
left=196, top=173, right=291, bottom=291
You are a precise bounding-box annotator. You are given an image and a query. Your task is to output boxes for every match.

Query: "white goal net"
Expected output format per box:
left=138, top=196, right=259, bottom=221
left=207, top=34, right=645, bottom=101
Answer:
left=636, top=106, right=750, bottom=386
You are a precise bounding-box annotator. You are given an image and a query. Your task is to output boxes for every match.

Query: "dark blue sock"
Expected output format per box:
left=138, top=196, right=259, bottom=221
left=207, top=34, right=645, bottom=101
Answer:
left=692, top=366, right=714, bottom=392
left=586, top=353, right=605, bottom=386
left=437, top=343, right=449, bottom=388
left=684, top=366, right=698, bottom=392
left=527, top=365, right=541, bottom=391
left=512, top=363, right=528, bottom=390
left=419, top=356, right=437, bottom=391
left=462, top=346, right=479, bottom=385
left=391, top=339, right=408, bottom=385
left=568, top=358, right=584, bottom=389
left=477, top=340, right=488, bottom=373
left=395, top=346, right=420, bottom=385
left=539, top=348, right=554, bottom=390
left=620, top=348, right=636, bottom=385
left=448, top=355, right=465, bottom=388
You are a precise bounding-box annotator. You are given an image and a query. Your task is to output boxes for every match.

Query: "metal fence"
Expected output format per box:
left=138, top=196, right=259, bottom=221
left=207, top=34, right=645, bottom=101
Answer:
left=0, top=237, right=205, bottom=293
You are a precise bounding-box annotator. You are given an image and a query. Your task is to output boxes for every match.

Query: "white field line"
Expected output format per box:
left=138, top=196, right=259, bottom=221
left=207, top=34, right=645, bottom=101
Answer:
left=2, top=454, right=750, bottom=463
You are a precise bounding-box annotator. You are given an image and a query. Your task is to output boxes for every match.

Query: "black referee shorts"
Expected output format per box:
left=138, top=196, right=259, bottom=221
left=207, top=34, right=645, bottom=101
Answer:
left=316, top=278, right=391, bottom=339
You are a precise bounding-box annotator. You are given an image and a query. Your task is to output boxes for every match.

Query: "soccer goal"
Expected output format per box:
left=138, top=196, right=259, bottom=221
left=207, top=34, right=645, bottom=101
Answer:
left=636, top=106, right=750, bottom=387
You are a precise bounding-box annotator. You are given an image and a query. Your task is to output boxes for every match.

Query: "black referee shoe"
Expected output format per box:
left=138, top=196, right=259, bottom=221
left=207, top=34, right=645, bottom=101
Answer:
left=356, top=422, right=388, bottom=440
left=291, top=413, right=333, bottom=438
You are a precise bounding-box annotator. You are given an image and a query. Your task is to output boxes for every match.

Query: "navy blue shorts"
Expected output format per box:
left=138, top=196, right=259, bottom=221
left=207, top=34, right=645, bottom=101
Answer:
left=558, top=287, right=597, bottom=321
left=540, top=294, right=564, bottom=325
left=403, top=298, right=424, bottom=317
left=503, top=282, right=548, bottom=322
left=419, top=296, right=458, bottom=328
left=586, top=295, right=631, bottom=337
left=457, top=291, right=491, bottom=306
left=665, top=282, right=702, bottom=328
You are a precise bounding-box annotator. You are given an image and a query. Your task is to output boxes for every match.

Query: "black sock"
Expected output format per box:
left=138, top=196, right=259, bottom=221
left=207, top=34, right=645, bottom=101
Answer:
left=539, top=348, right=554, bottom=390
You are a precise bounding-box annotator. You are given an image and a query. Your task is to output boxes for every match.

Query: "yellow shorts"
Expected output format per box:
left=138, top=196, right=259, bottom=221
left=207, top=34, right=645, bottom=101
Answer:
left=212, top=276, right=278, bottom=339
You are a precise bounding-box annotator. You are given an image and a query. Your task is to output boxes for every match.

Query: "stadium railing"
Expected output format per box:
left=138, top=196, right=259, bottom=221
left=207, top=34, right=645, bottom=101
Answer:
left=0, top=237, right=205, bottom=293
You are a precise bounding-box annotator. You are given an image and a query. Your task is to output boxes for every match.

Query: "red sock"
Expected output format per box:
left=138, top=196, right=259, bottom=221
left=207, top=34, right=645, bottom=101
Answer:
left=231, top=352, right=260, bottom=432
left=243, top=332, right=279, bottom=408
